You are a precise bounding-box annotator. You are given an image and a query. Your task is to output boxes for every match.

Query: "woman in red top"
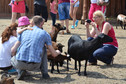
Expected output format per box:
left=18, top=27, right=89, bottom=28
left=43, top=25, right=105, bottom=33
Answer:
left=11, top=0, right=26, bottom=24
left=85, top=10, right=118, bottom=65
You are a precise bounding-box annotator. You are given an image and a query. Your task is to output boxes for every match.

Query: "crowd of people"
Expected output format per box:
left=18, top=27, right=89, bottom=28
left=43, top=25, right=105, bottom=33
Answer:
left=0, top=0, right=118, bottom=81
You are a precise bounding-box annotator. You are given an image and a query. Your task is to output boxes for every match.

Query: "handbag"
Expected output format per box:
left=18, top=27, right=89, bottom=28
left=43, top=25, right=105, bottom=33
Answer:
left=97, top=0, right=109, bottom=6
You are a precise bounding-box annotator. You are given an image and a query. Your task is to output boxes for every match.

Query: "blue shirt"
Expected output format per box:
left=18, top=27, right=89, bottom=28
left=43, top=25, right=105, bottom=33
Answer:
left=16, top=26, right=52, bottom=63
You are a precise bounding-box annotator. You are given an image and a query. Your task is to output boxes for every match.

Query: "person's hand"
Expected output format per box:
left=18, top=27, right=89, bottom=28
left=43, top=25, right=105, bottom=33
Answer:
left=56, top=50, right=61, bottom=55
left=90, top=22, right=97, bottom=28
left=85, top=20, right=90, bottom=29
left=99, top=0, right=104, bottom=5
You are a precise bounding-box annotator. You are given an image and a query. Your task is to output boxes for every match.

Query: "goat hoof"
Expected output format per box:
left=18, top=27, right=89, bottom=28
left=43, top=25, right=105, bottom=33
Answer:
left=78, top=73, right=81, bottom=76
left=67, top=69, right=69, bottom=71
left=57, top=70, right=60, bottom=73
left=84, top=73, right=87, bottom=76
left=75, top=68, right=78, bottom=70
left=51, top=70, right=53, bottom=73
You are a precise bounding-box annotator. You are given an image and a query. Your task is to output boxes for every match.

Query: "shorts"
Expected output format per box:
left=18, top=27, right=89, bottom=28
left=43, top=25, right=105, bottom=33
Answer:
left=74, top=1, right=79, bottom=7
left=58, top=2, right=70, bottom=20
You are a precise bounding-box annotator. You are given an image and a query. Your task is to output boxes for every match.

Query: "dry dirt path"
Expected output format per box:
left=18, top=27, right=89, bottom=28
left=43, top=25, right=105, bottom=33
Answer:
left=0, top=19, right=126, bottom=84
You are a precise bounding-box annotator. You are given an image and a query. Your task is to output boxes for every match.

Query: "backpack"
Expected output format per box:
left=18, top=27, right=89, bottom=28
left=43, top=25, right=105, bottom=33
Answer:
left=97, top=0, right=109, bottom=6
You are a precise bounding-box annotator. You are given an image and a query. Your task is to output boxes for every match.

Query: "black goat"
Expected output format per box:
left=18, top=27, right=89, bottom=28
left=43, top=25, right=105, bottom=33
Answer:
left=67, top=33, right=113, bottom=76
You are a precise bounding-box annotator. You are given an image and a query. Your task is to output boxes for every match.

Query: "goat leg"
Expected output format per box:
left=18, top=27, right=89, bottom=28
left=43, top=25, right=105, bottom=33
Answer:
left=78, top=61, right=81, bottom=76
left=57, top=62, right=60, bottom=73
left=67, top=59, right=69, bottom=71
left=120, top=21, right=123, bottom=29
left=116, top=21, right=118, bottom=29
left=75, top=60, right=78, bottom=70
left=84, top=60, right=88, bottom=76
left=124, top=24, right=126, bottom=30
left=51, top=60, right=55, bottom=73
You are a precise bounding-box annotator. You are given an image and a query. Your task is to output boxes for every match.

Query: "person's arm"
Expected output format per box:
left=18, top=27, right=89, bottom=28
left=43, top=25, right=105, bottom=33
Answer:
left=54, top=2, right=58, bottom=13
left=47, top=45, right=61, bottom=57
left=102, top=22, right=111, bottom=35
left=85, top=21, right=95, bottom=38
left=45, top=0, right=48, bottom=3
left=90, top=22, right=101, bottom=36
left=17, top=27, right=33, bottom=34
left=11, top=41, right=21, bottom=56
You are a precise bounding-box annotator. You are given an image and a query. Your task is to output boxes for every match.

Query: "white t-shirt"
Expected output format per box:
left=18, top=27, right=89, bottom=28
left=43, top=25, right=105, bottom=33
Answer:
left=0, top=36, right=17, bottom=67
left=91, top=0, right=97, bottom=3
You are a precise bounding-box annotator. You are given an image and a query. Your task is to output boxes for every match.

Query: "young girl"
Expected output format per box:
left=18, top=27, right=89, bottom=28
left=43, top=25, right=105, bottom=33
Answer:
left=0, top=23, right=18, bottom=73
left=17, top=16, right=33, bottom=34
left=69, top=0, right=80, bottom=29
left=50, top=0, right=58, bottom=34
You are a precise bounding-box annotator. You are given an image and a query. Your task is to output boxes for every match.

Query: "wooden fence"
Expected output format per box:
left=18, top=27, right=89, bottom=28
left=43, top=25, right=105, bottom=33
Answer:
left=0, top=0, right=126, bottom=19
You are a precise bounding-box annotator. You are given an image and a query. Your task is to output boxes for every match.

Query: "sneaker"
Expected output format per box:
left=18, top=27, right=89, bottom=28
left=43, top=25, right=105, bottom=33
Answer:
left=71, top=25, right=75, bottom=29
left=8, top=68, right=17, bottom=74
left=107, top=57, right=114, bottom=66
left=42, top=73, right=50, bottom=79
left=75, top=20, right=79, bottom=27
left=17, top=70, right=26, bottom=80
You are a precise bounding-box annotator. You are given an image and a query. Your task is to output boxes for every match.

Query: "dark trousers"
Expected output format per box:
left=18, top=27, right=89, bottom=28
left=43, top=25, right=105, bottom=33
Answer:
left=50, top=12, right=57, bottom=26
left=87, top=37, right=118, bottom=64
left=34, top=4, right=48, bottom=22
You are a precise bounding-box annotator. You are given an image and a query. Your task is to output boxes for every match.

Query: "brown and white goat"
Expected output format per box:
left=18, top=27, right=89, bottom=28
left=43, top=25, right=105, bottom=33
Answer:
left=47, top=42, right=70, bottom=73
left=116, top=14, right=126, bottom=30
left=49, top=23, right=66, bottom=42
left=0, top=73, right=14, bottom=84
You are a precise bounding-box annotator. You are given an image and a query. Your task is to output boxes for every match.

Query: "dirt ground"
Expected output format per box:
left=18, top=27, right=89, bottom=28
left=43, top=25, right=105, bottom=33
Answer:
left=0, top=18, right=126, bottom=84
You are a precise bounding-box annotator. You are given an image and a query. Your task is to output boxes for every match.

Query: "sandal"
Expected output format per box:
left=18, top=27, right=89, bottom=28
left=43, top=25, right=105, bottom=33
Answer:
left=66, top=30, right=71, bottom=34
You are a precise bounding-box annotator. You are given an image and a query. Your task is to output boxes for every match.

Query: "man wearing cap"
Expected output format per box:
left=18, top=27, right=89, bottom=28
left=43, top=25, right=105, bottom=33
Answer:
left=11, top=15, right=61, bottom=80
left=34, top=0, right=48, bottom=22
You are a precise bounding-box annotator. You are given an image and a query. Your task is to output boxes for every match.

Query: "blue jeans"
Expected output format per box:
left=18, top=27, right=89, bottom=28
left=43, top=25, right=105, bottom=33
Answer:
left=50, top=12, right=56, bottom=26
left=58, top=2, right=70, bottom=20
left=87, top=37, right=118, bottom=64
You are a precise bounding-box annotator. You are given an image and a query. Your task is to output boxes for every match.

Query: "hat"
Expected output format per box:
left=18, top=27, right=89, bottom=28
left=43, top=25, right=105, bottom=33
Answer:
left=18, top=16, right=30, bottom=27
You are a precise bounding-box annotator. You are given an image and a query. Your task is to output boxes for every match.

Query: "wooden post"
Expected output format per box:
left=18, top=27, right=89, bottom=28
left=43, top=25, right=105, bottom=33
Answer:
left=81, top=0, right=87, bottom=24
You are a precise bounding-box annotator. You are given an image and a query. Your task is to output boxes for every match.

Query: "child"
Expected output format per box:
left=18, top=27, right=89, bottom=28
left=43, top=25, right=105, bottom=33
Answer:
left=50, top=0, right=58, bottom=34
left=17, top=16, right=33, bottom=34
left=69, top=0, right=80, bottom=29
